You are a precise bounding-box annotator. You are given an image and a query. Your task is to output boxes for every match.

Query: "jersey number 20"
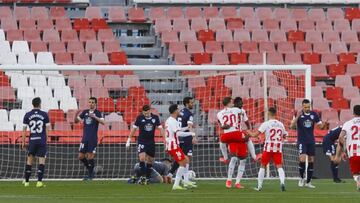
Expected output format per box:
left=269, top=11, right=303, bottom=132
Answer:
left=29, top=120, right=44, bottom=134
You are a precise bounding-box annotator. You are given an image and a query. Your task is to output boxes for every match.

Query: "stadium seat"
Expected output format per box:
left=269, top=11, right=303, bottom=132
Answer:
left=85, top=40, right=103, bottom=53
left=128, top=7, right=146, bottom=22
left=205, top=41, right=222, bottom=54
left=85, top=75, right=103, bottom=88
left=108, top=7, right=127, bottom=23
left=79, top=29, right=96, bottom=42
left=55, top=53, right=73, bottom=65
left=48, top=42, right=65, bottom=54
left=216, top=29, right=233, bottom=42
left=252, top=30, right=269, bottom=42
left=110, top=122, right=128, bottom=131
left=305, top=30, right=322, bottom=43
left=36, top=52, right=55, bottom=65
left=315, top=20, right=333, bottom=31
left=173, top=18, right=190, bottom=32
left=23, top=30, right=41, bottom=42
left=97, top=97, right=115, bottom=113
left=346, top=64, right=360, bottom=76
left=339, top=53, right=356, bottom=65
left=313, top=42, right=330, bottom=54
left=212, top=53, right=229, bottom=65
left=312, top=98, right=330, bottom=111
left=48, top=109, right=65, bottom=124
left=103, top=75, right=122, bottom=89
left=197, top=29, right=215, bottom=43
left=269, top=30, right=286, bottom=43
left=269, top=86, right=287, bottom=99
left=56, top=19, right=72, bottom=31
left=311, top=64, right=328, bottom=78
left=85, top=7, right=102, bottom=20
left=122, top=75, right=141, bottom=88
left=331, top=42, right=347, bottom=54
left=17, top=86, right=34, bottom=100
left=278, top=42, right=294, bottom=54
left=0, top=121, right=14, bottom=131
left=327, top=8, right=344, bottom=21
left=60, top=97, right=78, bottom=112
left=321, top=53, right=338, bottom=65
left=169, top=42, right=186, bottom=56
left=280, top=19, right=297, bottom=31
left=54, top=121, right=72, bottom=131
left=0, top=7, right=12, bottom=19
left=303, top=52, right=320, bottom=64
left=334, top=19, right=351, bottom=32
left=19, top=19, right=36, bottom=31
left=98, top=29, right=116, bottom=42
left=29, top=74, right=47, bottom=88
left=154, top=19, right=171, bottom=33
left=326, top=87, right=343, bottom=100
left=180, top=30, right=197, bottom=42
left=229, top=53, right=247, bottom=64
left=223, top=41, right=240, bottom=53
left=1, top=18, right=18, bottom=31
left=73, top=53, right=90, bottom=65
left=91, top=53, right=109, bottom=65
left=243, top=74, right=260, bottom=87
left=267, top=53, right=284, bottom=65
left=209, top=18, right=226, bottom=31
left=73, top=18, right=90, bottom=31
left=193, top=53, right=211, bottom=65
left=6, top=30, right=24, bottom=42
left=241, top=41, right=258, bottom=53
left=185, top=7, right=202, bottom=19
left=0, top=109, right=8, bottom=122
left=47, top=76, right=65, bottom=89
left=332, top=97, right=350, bottom=110
left=18, top=52, right=36, bottom=65
left=14, top=7, right=30, bottom=20
left=0, top=52, right=17, bottom=65
left=191, top=18, right=208, bottom=31
left=340, top=109, right=353, bottom=122
left=295, top=42, right=312, bottom=53
left=91, top=19, right=109, bottom=31
left=323, top=31, right=340, bottom=43
left=311, top=86, right=324, bottom=98
left=34, top=86, right=53, bottom=99
left=31, top=7, right=49, bottom=21
left=54, top=86, right=72, bottom=101
left=335, top=75, right=353, bottom=88
left=50, top=7, right=67, bottom=20
left=167, top=7, right=184, bottom=19
left=43, top=29, right=61, bottom=43
left=321, top=109, right=339, bottom=123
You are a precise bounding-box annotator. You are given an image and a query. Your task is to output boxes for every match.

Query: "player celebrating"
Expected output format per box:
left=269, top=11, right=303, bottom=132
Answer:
left=291, top=99, right=326, bottom=188
left=75, top=97, right=105, bottom=180
left=334, top=105, right=360, bottom=190
left=247, top=107, right=287, bottom=192
left=322, top=126, right=345, bottom=183
left=165, top=104, right=196, bottom=190
left=126, top=105, right=164, bottom=184
left=22, top=97, right=50, bottom=187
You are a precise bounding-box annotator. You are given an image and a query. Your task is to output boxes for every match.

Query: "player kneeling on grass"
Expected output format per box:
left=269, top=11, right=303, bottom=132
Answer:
left=22, top=97, right=51, bottom=188
left=165, top=104, right=196, bottom=190
left=247, top=107, right=287, bottom=192
left=129, top=158, right=172, bottom=184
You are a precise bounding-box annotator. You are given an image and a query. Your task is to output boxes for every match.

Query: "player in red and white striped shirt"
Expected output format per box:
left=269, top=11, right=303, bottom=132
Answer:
left=165, top=104, right=196, bottom=190
left=335, top=105, right=360, bottom=191
left=247, top=107, right=287, bottom=192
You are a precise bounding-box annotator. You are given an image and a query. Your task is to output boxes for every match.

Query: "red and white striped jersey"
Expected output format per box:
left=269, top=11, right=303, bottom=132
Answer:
left=342, top=117, right=360, bottom=158
left=165, top=116, right=180, bottom=151
left=258, top=119, right=288, bottom=153
left=217, top=107, right=242, bottom=133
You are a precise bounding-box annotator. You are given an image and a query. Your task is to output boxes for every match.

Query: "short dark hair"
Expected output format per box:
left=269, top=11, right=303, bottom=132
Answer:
left=354, top=105, right=360, bottom=116
left=183, top=97, right=193, bottom=106
left=222, top=97, right=232, bottom=106
left=32, top=97, right=41, bottom=108
left=89, top=97, right=97, bottom=104
left=268, top=107, right=277, bottom=115
left=302, top=99, right=310, bottom=105
left=142, top=104, right=150, bottom=111
left=169, top=104, right=178, bottom=114
left=233, top=97, right=243, bottom=106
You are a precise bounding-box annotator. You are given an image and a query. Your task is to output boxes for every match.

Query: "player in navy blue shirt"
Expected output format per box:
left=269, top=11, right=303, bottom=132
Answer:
left=291, top=99, right=326, bottom=188
left=75, top=97, right=105, bottom=180
left=126, top=105, right=164, bottom=184
left=322, top=126, right=345, bottom=183
left=22, top=97, right=50, bottom=187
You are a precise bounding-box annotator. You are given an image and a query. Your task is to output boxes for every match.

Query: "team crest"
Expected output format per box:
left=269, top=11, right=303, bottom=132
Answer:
left=310, top=115, right=314, bottom=119
left=152, top=119, right=155, bottom=123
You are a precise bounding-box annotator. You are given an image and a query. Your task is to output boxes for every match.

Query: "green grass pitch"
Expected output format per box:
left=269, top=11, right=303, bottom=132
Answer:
left=0, top=179, right=359, bottom=203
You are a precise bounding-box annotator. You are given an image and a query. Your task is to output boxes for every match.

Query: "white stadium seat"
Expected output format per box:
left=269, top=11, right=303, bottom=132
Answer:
left=36, top=52, right=55, bottom=65
left=10, top=74, right=28, bottom=88
left=0, top=52, right=17, bottom=65
left=47, top=76, right=66, bottom=89
left=0, top=41, right=11, bottom=54
left=29, top=75, right=47, bottom=87
left=60, top=97, right=78, bottom=112
left=12, top=41, right=30, bottom=55
left=18, top=52, right=36, bottom=65
left=9, top=109, right=26, bottom=124
left=0, top=121, right=14, bottom=131
left=54, top=86, right=72, bottom=101
left=41, top=97, right=59, bottom=112
left=34, top=86, right=53, bottom=98
left=21, top=98, right=33, bottom=112
left=17, top=86, right=35, bottom=100
left=15, top=123, right=25, bottom=131
left=0, top=109, right=8, bottom=122
left=0, top=29, right=5, bottom=41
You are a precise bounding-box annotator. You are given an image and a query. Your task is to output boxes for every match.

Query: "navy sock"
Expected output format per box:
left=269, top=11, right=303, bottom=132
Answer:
left=299, top=162, right=305, bottom=179
left=24, top=164, right=32, bottom=182
left=307, top=162, right=314, bottom=183
left=88, top=159, right=95, bottom=177
left=37, top=164, right=45, bottom=182
left=146, top=163, right=152, bottom=179
left=330, top=161, right=339, bottom=180
left=169, top=161, right=179, bottom=175
left=80, top=158, right=89, bottom=169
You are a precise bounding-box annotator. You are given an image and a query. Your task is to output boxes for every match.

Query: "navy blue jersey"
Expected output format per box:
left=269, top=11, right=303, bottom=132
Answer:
left=134, top=113, right=161, bottom=143
left=79, top=109, right=103, bottom=141
left=178, top=107, right=194, bottom=132
left=297, top=111, right=321, bottom=144
left=324, top=126, right=342, bottom=143
left=23, top=109, right=49, bottom=145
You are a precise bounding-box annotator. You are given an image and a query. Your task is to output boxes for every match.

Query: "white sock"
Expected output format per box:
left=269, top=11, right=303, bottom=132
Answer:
left=247, top=140, right=256, bottom=160
left=174, top=166, right=185, bottom=187
left=258, top=168, right=265, bottom=188
left=220, top=142, right=228, bottom=160
left=183, top=165, right=189, bottom=184
left=278, top=168, right=285, bottom=185
left=227, top=157, right=237, bottom=181
left=354, top=175, right=359, bottom=182
left=235, top=159, right=246, bottom=184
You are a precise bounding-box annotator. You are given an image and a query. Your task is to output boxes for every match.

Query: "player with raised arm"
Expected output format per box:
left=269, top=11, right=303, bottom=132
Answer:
left=291, top=99, right=327, bottom=188
left=334, top=105, right=360, bottom=190
left=165, top=104, right=196, bottom=190
left=74, top=97, right=105, bottom=180
left=22, top=97, right=50, bottom=187
left=126, top=105, right=165, bottom=184
left=247, top=107, right=287, bottom=192
left=322, top=126, right=345, bottom=183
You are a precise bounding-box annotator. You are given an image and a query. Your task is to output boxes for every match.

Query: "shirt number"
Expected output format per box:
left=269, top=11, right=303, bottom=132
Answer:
left=270, top=128, right=283, bottom=141
left=29, top=120, right=44, bottom=134
left=223, top=114, right=237, bottom=128
left=351, top=125, right=359, bottom=140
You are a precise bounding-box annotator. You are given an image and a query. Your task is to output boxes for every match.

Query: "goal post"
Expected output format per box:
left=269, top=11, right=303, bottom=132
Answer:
left=0, top=64, right=311, bottom=180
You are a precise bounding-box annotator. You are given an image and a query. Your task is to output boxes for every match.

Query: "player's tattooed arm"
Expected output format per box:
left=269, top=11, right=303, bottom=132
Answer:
left=334, top=130, right=346, bottom=164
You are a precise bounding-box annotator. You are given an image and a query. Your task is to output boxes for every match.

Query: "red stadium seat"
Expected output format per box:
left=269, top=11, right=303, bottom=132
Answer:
left=328, top=64, right=346, bottom=78
left=339, top=53, right=356, bottom=65
left=67, top=41, right=85, bottom=53
left=55, top=53, right=73, bottom=65
left=48, top=109, right=65, bottom=125
left=185, top=7, right=202, bottom=19
left=205, top=41, right=222, bottom=54
left=49, top=42, right=66, bottom=54
left=91, top=19, right=109, bottom=31
left=73, top=18, right=90, bottom=31
left=174, top=53, right=191, bottom=65
left=97, top=97, right=115, bottom=113
left=288, top=30, right=305, bottom=42
left=345, top=8, right=360, bottom=21
left=198, top=29, right=215, bottom=43
left=204, top=7, right=219, bottom=20
left=56, top=19, right=72, bottom=31
left=108, top=7, right=127, bottom=23
left=295, top=42, right=312, bottom=53
left=332, top=98, right=349, bottom=110
left=149, top=7, right=165, bottom=22
left=193, top=53, right=211, bottom=65
left=50, top=7, right=67, bottom=20
left=226, top=18, right=243, bottom=30
left=263, top=19, right=279, bottom=31
left=19, top=19, right=36, bottom=30
left=6, top=30, right=23, bottom=41
left=73, top=53, right=90, bottom=65
left=303, top=53, right=320, bottom=64
left=104, top=41, right=121, bottom=53
left=230, top=53, right=247, bottom=64
left=79, top=29, right=96, bottom=42
left=128, top=7, right=146, bottom=22
left=110, top=52, right=128, bottom=65
left=326, top=87, right=343, bottom=100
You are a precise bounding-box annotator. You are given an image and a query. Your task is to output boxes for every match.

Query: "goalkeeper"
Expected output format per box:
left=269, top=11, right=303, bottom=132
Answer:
left=129, top=159, right=172, bottom=184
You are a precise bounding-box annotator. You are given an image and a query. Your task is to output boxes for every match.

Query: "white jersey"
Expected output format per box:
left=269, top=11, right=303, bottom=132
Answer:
left=217, top=107, right=242, bottom=133
left=341, top=117, right=360, bottom=158
left=165, top=116, right=180, bottom=151
left=238, top=108, right=248, bottom=130
left=258, top=119, right=288, bottom=153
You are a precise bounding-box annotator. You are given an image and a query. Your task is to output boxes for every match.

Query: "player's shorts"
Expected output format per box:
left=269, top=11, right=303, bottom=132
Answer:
left=349, top=156, right=360, bottom=175
left=261, top=151, right=283, bottom=166
left=220, top=131, right=247, bottom=144
left=179, top=136, right=193, bottom=156
left=137, top=142, right=155, bottom=157
left=228, top=142, right=247, bottom=158
left=297, top=142, right=315, bottom=156
left=28, top=142, right=47, bottom=157
left=168, top=147, right=186, bottom=163
left=79, top=139, right=97, bottom=154
left=322, top=139, right=336, bottom=156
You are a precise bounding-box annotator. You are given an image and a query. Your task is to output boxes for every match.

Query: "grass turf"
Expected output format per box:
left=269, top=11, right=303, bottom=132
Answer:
left=0, top=179, right=359, bottom=203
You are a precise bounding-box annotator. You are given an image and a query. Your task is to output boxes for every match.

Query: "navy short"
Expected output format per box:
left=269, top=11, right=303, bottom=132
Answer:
left=297, top=142, right=315, bottom=156
left=79, top=139, right=97, bottom=154
left=322, top=139, right=336, bottom=156
left=137, top=142, right=155, bottom=157
left=28, top=142, right=47, bottom=157
left=179, top=136, right=193, bottom=156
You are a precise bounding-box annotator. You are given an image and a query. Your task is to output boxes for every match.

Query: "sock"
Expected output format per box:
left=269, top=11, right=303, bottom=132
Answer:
left=88, top=159, right=95, bottom=177
left=169, top=161, right=179, bottom=175
left=235, top=159, right=246, bottom=184
left=80, top=158, right=89, bottom=169
left=257, top=168, right=265, bottom=188
left=146, top=163, right=153, bottom=179
left=220, top=142, right=228, bottom=160
left=139, top=161, right=146, bottom=176
left=278, top=168, right=285, bottom=185
left=37, top=164, right=45, bottom=182
left=247, top=140, right=256, bottom=160
left=299, top=162, right=305, bottom=179
left=307, top=162, right=314, bottom=183
left=330, top=161, right=339, bottom=180
left=174, top=166, right=185, bottom=187
left=24, top=164, right=32, bottom=182
left=227, top=157, right=237, bottom=181
left=183, top=164, right=189, bottom=184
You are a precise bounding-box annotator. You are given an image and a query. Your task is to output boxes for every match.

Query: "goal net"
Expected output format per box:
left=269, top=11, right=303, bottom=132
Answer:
left=0, top=65, right=311, bottom=180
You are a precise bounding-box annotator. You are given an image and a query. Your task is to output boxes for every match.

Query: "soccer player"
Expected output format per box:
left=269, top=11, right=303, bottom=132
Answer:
left=126, top=105, right=165, bottom=184
left=22, top=97, right=51, bottom=187
left=168, top=97, right=196, bottom=181
left=165, top=104, right=196, bottom=190
left=291, top=99, right=326, bottom=188
left=322, top=126, right=345, bottom=183
left=247, top=107, right=287, bottom=192
left=334, top=105, right=360, bottom=191
left=74, top=97, right=105, bottom=180
left=131, top=158, right=172, bottom=184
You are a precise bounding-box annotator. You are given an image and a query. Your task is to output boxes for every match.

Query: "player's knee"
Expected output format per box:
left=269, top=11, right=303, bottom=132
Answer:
left=78, top=154, right=85, bottom=160
left=299, top=155, right=306, bottom=162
